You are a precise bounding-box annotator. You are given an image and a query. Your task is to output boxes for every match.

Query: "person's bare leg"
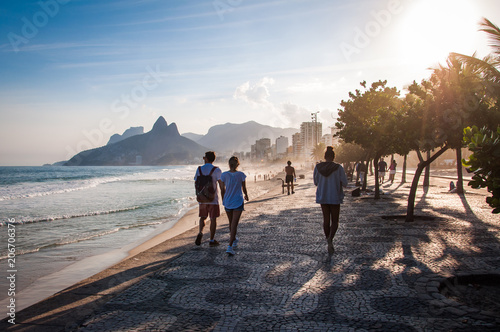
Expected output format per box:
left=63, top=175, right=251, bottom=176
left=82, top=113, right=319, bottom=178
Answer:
left=321, top=204, right=330, bottom=238
left=329, top=205, right=340, bottom=241
left=226, top=210, right=233, bottom=232
left=196, top=217, right=206, bottom=245
left=229, top=210, right=243, bottom=246
left=328, top=205, right=340, bottom=254
left=198, top=217, right=206, bottom=234
left=209, top=217, right=217, bottom=240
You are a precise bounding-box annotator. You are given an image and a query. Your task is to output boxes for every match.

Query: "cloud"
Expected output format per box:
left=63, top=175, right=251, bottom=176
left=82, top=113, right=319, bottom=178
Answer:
left=280, top=102, right=311, bottom=126
left=233, top=77, right=275, bottom=107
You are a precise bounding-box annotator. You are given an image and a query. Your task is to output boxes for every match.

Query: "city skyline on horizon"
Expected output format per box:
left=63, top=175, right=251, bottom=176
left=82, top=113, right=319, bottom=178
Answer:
left=2, top=0, right=500, bottom=165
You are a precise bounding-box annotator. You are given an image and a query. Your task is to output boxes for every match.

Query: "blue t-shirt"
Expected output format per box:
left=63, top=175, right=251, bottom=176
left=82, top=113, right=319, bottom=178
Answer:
left=221, top=171, right=246, bottom=209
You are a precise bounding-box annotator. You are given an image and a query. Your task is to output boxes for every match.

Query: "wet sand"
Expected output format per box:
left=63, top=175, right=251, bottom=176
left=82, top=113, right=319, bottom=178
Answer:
left=0, top=165, right=285, bottom=317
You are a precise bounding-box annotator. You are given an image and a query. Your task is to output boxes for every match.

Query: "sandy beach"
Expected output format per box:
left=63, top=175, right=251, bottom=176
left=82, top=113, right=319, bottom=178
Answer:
left=125, top=166, right=285, bottom=260
left=1, top=163, right=292, bottom=316
left=2, top=167, right=498, bottom=331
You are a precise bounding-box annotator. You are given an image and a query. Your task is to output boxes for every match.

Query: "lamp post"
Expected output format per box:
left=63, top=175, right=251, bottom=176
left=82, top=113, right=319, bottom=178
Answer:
left=311, top=111, right=319, bottom=147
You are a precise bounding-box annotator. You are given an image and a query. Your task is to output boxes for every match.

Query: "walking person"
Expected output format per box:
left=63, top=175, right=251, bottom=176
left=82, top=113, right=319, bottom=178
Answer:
left=313, top=146, right=348, bottom=255
left=378, top=158, right=388, bottom=184
left=284, top=161, right=296, bottom=195
left=388, top=159, right=397, bottom=184
left=194, top=151, right=223, bottom=247
left=220, top=156, right=249, bottom=256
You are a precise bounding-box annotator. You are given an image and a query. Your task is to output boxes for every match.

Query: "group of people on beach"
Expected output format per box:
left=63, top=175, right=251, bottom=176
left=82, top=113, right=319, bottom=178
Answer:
left=354, top=158, right=397, bottom=186
left=194, top=146, right=348, bottom=255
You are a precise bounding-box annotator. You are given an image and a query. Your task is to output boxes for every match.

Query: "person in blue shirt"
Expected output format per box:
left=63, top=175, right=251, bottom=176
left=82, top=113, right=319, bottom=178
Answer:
left=220, top=156, right=249, bottom=255
left=313, top=146, right=348, bottom=255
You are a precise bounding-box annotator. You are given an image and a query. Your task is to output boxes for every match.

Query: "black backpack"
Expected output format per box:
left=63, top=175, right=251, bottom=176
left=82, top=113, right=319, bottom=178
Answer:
left=195, top=166, right=217, bottom=203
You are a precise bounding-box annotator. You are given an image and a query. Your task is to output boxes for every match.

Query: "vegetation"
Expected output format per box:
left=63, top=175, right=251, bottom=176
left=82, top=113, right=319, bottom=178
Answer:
left=333, top=17, right=500, bottom=220
left=454, top=18, right=500, bottom=212
left=462, top=126, right=500, bottom=213
left=336, top=80, right=401, bottom=199
left=311, top=142, right=326, bottom=162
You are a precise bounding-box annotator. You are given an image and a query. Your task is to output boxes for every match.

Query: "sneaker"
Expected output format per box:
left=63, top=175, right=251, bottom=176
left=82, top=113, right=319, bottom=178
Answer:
left=233, top=237, right=239, bottom=248
left=209, top=239, right=220, bottom=247
left=195, top=232, right=203, bottom=246
left=226, top=245, right=235, bottom=256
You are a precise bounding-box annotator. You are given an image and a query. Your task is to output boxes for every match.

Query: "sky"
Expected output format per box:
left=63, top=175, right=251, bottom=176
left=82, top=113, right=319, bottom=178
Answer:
left=1, top=0, right=500, bottom=166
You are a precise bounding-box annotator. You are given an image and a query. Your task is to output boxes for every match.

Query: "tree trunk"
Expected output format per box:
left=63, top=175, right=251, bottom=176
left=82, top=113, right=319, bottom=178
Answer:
left=406, top=162, right=425, bottom=222
left=406, top=146, right=449, bottom=222
left=456, top=148, right=464, bottom=194
left=362, top=160, right=368, bottom=191
left=374, top=155, right=380, bottom=199
left=402, top=154, right=407, bottom=184
left=369, top=160, right=373, bottom=176
left=423, top=151, right=431, bottom=187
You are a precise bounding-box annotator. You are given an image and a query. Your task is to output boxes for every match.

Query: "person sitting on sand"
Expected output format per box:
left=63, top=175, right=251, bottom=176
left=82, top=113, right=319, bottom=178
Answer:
left=220, top=156, right=249, bottom=256
left=284, top=161, right=296, bottom=195
left=313, top=146, right=348, bottom=255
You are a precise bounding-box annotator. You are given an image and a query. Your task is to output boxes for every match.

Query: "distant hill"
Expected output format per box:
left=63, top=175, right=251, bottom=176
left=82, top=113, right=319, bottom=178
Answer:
left=107, top=126, right=144, bottom=145
left=65, top=117, right=207, bottom=166
left=196, top=121, right=297, bottom=153
left=182, top=132, right=204, bottom=142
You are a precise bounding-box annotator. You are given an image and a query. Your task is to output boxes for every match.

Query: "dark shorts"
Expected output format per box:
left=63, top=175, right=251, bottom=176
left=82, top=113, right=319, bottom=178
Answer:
left=285, top=175, right=294, bottom=183
left=225, top=203, right=244, bottom=212
left=199, top=204, right=220, bottom=219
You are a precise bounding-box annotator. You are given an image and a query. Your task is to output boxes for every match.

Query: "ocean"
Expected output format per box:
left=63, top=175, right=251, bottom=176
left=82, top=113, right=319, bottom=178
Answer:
left=0, top=165, right=199, bottom=308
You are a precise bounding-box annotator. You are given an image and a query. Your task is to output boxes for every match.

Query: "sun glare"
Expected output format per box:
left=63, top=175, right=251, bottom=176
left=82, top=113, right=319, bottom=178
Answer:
left=396, top=0, right=481, bottom=69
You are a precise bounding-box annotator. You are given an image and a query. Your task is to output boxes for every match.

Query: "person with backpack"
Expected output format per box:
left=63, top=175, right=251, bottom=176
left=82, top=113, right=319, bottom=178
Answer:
left=313, top=146, right=348, bottom=255
left=194, top=151, right=223, bottom=247
left=220, top=156, right=249, bottom=255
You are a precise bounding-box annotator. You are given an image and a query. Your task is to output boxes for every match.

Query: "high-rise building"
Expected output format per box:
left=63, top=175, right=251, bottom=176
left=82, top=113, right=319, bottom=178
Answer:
left=292, top=132, right=302, bottom=157
left=275, top=136, right=289, bottom=156
left=251, top=138, right=271, bottom=160
left=300, top=121, right=322, bottom=159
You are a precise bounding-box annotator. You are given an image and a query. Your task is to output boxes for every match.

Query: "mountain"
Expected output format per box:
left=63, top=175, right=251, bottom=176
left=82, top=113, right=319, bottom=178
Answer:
left=65, top=117, right=207, bottom=166
left=196, top=121, right=297, bottom=153
left=107, top=126, right=144, bottom=145
left=181, top=132, right=204, bottom=142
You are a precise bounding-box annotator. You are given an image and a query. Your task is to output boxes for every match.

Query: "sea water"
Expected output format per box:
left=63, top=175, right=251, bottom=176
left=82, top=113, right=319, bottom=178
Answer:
left=0, top=165, right=198, bottom=306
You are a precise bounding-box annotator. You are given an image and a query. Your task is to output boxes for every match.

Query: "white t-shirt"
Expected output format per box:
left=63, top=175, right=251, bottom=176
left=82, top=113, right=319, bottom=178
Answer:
left=221, top=171, right=246, bottom=209
left=194, top=164, right=222, bottom=205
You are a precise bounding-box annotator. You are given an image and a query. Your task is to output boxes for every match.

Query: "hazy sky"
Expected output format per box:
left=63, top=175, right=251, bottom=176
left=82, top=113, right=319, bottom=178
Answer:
left=1, top=0, right=500, bottom=165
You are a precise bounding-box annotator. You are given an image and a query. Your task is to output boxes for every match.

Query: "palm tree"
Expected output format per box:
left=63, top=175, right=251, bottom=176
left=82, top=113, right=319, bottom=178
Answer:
left=452, top=18, right=500, bottom=91
left=311, top=142, right=326, bottom=162
left=431, top=54, right=485, bottom=193
left=453, top=18, right=500, bottom=211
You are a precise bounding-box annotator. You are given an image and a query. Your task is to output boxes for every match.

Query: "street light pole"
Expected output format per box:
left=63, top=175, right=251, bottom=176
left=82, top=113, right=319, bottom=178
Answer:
left=311, top=111, right=319, bottom=147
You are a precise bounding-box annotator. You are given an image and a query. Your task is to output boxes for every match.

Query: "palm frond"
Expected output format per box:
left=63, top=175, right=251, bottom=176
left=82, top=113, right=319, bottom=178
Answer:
left=451, top=52, right=500, bottom=85
left=479, top=18, right=500, bottom=56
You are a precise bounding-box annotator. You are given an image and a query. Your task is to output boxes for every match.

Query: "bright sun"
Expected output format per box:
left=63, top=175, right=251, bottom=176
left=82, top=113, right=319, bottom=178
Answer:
left=395, top=0, right=482, bottom=69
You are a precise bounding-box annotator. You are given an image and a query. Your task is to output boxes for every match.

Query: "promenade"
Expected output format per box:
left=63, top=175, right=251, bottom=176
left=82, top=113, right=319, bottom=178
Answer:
left=2, top=173, right=499, bottom=331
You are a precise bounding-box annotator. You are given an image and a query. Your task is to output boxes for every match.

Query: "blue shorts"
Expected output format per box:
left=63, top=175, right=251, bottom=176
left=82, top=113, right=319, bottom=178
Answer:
left=225, top=203, right=244, bottom=212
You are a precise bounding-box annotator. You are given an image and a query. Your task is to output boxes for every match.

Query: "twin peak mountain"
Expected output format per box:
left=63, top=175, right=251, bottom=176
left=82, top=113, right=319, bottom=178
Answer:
left=65, top=116, right=296, bottom=166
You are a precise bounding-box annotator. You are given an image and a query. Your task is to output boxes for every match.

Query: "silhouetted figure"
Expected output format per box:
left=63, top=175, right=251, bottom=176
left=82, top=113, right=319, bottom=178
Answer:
left=313, top=146, right=348, bottom=255
left=284, top=161, right=296, bottom=195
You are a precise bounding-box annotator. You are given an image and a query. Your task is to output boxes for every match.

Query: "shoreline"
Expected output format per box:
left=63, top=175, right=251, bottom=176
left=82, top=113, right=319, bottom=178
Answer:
left=125, top=170, right=285, bottom=259
left=1, top=169, right=283, bottom=315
